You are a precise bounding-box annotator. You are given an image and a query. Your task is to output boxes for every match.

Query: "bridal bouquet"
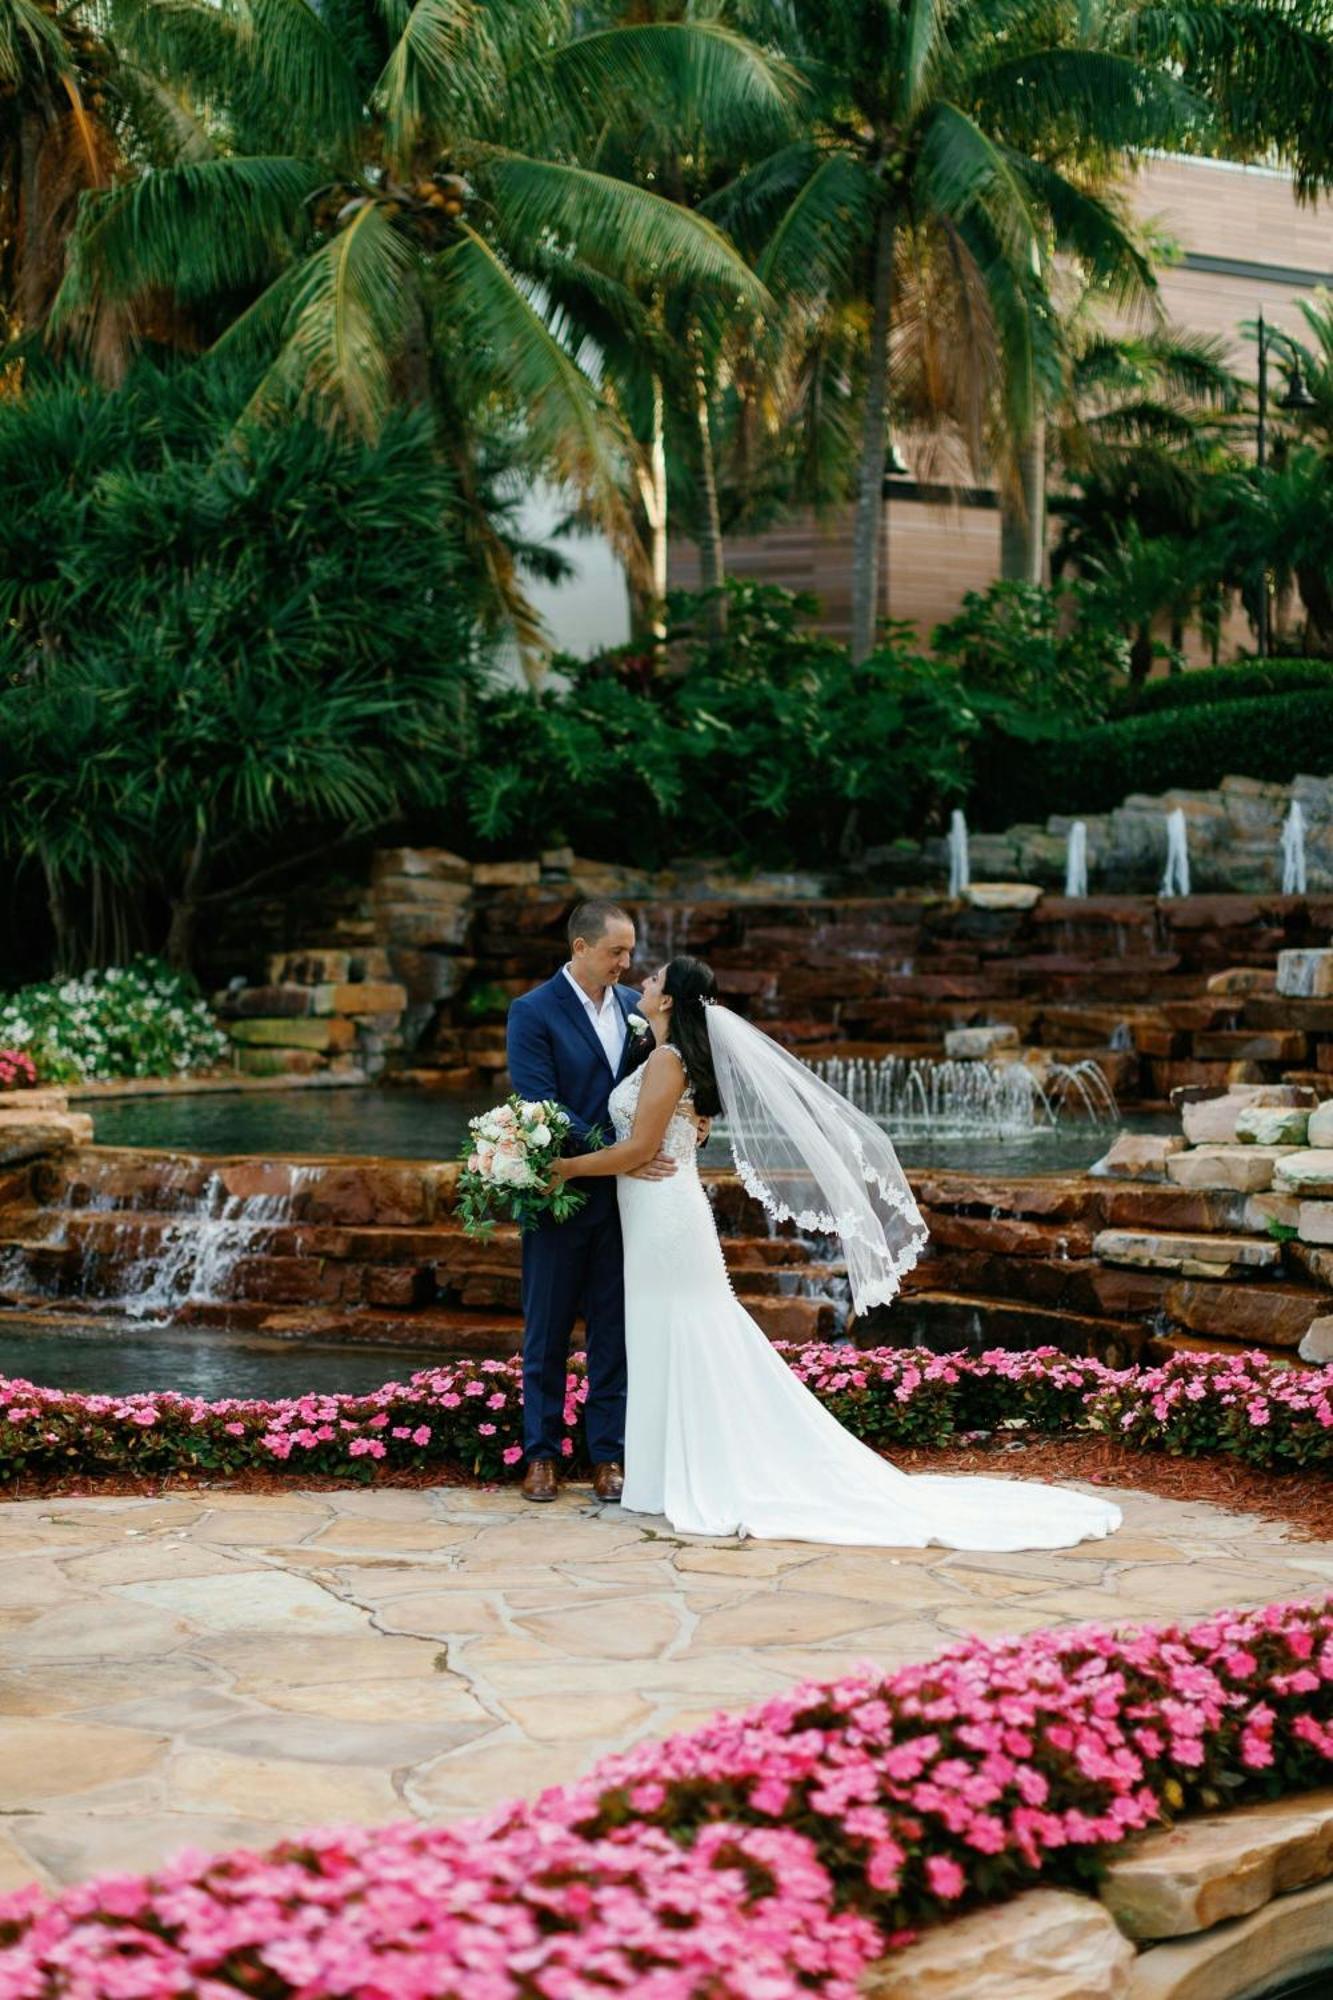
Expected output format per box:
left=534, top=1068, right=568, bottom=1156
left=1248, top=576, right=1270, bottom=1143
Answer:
left=456, top=1095, right=593, bottom=1239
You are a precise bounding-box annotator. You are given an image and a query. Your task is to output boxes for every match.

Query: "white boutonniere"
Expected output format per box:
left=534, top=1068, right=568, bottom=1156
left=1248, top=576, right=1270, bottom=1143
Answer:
left=626, top=1013, right=649, bottom=1038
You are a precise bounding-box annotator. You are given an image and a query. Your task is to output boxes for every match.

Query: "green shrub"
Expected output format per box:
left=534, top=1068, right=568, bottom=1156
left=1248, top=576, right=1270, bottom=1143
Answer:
left=466, top=581, right=975, bottom=866
left=0, top=959, right=229, bottom=1083
left=1114, top=658, right=1333, bottom=717
left=973, top=689, right=1333, bottom=824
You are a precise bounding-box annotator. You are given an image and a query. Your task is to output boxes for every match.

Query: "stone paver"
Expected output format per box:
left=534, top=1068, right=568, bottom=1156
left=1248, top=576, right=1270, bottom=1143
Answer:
left=0, top=1481, right=1327, bottom=1893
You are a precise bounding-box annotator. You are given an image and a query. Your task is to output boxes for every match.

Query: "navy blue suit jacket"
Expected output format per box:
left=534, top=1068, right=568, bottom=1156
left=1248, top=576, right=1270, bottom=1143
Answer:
left=506, top=973, right=644, bottom=1223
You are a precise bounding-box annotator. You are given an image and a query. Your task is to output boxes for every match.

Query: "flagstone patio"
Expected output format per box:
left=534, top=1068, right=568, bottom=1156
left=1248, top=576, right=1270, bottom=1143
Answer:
left=1, top=1480, right=1329, bottom=1897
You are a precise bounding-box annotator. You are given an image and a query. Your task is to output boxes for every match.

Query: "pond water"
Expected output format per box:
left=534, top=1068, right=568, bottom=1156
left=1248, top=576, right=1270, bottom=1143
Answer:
left=88, top=1087, right=1162, bottom=1180
left=0, top=1317, right=453, bottom=1400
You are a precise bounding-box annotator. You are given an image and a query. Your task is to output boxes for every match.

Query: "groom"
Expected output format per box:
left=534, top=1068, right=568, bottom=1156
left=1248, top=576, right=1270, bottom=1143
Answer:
left=506, top=900, right=674, bottom=1503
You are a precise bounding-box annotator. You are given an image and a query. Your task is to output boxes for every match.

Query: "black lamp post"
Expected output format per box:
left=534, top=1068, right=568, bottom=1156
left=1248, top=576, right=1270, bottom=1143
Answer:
left=1256, top=307, right=1318, bottom=658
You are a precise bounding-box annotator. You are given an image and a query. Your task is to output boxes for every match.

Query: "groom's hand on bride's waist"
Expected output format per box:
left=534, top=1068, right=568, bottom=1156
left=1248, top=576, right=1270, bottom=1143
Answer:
left=628, top=1150, right=678, bottom=1181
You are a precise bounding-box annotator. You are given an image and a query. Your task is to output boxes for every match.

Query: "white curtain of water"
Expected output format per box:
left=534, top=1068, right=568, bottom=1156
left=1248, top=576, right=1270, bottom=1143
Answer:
left=1281, top=800, right=1308, bottom=896
left=948, top=809, right=970, bottom=897
left=1160, top=807, right=1191, bottom=898
left=1064, top=821, right=1088, bottom=898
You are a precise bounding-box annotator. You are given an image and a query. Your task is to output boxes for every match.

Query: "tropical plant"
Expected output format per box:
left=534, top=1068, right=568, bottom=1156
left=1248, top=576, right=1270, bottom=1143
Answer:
left=47, top=0, right=785, bottom=653
left=466, top=581, right=972, bottom=863
left=0, top=959, right=228, bottom=1082
left=0, top=361, right=485, bottom=972
left=0, top=0, right=119, bottom=354
left=712, top=0, right=1212, bottom=659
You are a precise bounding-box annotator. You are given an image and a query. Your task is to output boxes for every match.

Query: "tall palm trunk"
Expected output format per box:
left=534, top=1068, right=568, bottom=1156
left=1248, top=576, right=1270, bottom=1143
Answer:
left=1000, top=423, right=1047, bottom=584
left=851, top=205, right=894, bottom=663
left=632, top=371, right=669, bottom=645
left=693, top=356, right=727, bottom=641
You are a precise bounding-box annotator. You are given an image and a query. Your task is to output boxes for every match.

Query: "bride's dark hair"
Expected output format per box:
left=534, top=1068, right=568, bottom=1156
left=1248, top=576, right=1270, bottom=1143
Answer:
left=662, top=955, right=722, bottom=1116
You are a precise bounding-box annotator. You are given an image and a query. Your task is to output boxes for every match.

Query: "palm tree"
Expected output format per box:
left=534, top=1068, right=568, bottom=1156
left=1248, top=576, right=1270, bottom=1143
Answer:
left=0, top=0, right=121, bottom=358
left=716, top=0, right=1197, bottom=659
left=47, top=0, right=786, bottom=644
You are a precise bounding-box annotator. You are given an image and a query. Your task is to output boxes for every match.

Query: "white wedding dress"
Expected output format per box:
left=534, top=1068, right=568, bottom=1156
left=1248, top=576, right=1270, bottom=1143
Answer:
left=610, top=1056, right=1122, bottom=1550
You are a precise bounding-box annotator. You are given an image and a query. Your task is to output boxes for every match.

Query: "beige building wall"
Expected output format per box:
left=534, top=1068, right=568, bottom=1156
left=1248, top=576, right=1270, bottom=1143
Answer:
left=670, top=155, right=1333, bottom=647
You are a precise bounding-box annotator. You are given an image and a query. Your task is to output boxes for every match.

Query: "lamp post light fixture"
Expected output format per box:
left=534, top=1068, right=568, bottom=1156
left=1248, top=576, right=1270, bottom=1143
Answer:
left=1256, top=308, right=1318, bottom=658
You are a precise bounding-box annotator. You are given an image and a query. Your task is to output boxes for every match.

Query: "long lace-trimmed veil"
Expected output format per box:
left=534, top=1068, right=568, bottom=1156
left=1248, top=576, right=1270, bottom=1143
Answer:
left=704, top=1004, right=928, bottom=1313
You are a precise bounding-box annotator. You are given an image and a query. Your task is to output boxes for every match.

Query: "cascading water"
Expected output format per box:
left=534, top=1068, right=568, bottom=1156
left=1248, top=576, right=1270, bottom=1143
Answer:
left=1281, top=800, right=1308, bottom=895
left=1160, top=807, right=1191, bottom=898
left=809, top=1054, right=1119, bottom=1136
left=0, top=1163, right=318, bottom=1323
left=114, top=1170, right=317, bottom=1320
left=948, top=809, right=970, bottom=897
left=1065, top=821, right=1088, bottom=898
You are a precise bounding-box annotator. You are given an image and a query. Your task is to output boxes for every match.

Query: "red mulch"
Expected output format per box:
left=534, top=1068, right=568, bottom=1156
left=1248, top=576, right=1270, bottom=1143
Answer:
left=5, top=1437, right=1331, bottom=1540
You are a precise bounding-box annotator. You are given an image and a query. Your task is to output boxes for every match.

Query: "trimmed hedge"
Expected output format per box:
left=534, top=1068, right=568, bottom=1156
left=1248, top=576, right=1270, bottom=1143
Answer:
left=1114, top=658, right=1333, bottom=719
left=974, top=689, right=1333, bottom=824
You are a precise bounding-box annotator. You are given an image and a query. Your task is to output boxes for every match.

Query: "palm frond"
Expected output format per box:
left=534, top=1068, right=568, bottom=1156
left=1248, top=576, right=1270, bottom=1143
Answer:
left=527, top=22, right=799, bottom=150
left=247, top=201, right=416, bottom=432
left=375, top=0, right=502, bottom=169
left=974, top=48, right=1199, bottom=157
left=914, top=100, right=1041, bottom=273
left=1011, top=154, right=1156, bottom=307
left=436, top=226, right=639, bottom=569
left=0, top=0, right=70, bottom=86
left=53, top=156, right=318, bottom=318
left=754, top=149, right=875, bottom=303
left=477, top=151, right=771, bottom=315
left=1128, top=2, right=1333, bottom=196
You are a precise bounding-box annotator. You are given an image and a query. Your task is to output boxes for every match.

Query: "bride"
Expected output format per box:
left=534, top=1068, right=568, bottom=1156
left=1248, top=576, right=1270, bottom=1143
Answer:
left=550, top=955, right=1121, bottom=1551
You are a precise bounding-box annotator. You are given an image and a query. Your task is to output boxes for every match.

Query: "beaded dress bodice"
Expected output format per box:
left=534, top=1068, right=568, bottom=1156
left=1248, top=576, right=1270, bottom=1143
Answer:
left=608, top=1056, right=700, bottom=1166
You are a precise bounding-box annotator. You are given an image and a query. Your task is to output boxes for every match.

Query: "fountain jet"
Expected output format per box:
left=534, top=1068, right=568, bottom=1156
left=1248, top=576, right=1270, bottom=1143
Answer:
left=948, top=809, right=970, bottom=898
left=1065, top=821, right=1088, bottom=898
left=1160, top=807, right=1191, bottom=898
left=1281, top=800, right=1308, bottom=895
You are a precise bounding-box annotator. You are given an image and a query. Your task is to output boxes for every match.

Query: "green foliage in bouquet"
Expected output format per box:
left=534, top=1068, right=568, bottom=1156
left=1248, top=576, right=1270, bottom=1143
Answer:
left=456, top=1095, right=597, bottom=1240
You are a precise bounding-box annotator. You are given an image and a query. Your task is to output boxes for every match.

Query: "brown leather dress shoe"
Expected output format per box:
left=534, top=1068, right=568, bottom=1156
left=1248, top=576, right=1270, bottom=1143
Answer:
left=592, top=1461, right=624, bottom=1503
left=521, top=1458, right=558, bottom=1503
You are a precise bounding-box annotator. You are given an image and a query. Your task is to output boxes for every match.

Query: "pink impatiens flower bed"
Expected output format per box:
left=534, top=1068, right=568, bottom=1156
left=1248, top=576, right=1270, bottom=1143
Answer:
left=0, top=1344, right=1327, bottom=1487
left=1, top=1595, right=1330, bottom=1997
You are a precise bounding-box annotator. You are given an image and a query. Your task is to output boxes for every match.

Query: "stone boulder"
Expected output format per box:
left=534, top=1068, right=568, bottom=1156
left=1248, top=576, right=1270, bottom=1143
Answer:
left=1166, top=1146, right=1300, bottom=1194
left=0, top=1112, right=94, bottom=1163
left=1181, top=1089, right=1312, bottom=1146
left=1094, top=1228, right=1281, bottom=1277
left=1299, top=1315, right=1333, bottom=1362
left=861, top=1889, right=1134, bottom=2000
left=1234, top=1106, right=1310, bottom=1147
left=1091, top=1133, right=1188, bottom=1181
left=1206, top=967, right=1278, bottom=996
left=963, top=883, right=1043, bottom=912
left=943, top=1024, right=1021, bottom=1059
left=1278, top=947, right=1333, bottom=998
left=1101, top=1788, right=1333, bottom=1940
left=1274, top=1150, right=1333, bottom=1197
left=1125, top=1878, right=1333, bottom=2000
left=1309, top=1101, right=1333, bottom=1148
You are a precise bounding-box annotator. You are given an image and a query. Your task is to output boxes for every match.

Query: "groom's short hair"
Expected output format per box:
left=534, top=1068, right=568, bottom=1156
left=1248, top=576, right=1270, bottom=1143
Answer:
left=567, top=899, right=632, bottom=949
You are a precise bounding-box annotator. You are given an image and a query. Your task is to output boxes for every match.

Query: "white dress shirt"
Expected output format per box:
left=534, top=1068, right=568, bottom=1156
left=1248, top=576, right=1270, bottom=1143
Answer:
left=562, top=963, right=627, bottom=1074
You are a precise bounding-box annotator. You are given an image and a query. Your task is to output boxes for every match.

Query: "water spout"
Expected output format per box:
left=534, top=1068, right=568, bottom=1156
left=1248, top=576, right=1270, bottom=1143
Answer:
left=1281, top=800, right=1308, bottom=895
left=1065, top=821, right=1088, bottom=899
left=805, top=1054, right=1119, bottom=1137
left=1160, top=807, right=1190, bottom=898
left=948, top=809, right=970, bottom=898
